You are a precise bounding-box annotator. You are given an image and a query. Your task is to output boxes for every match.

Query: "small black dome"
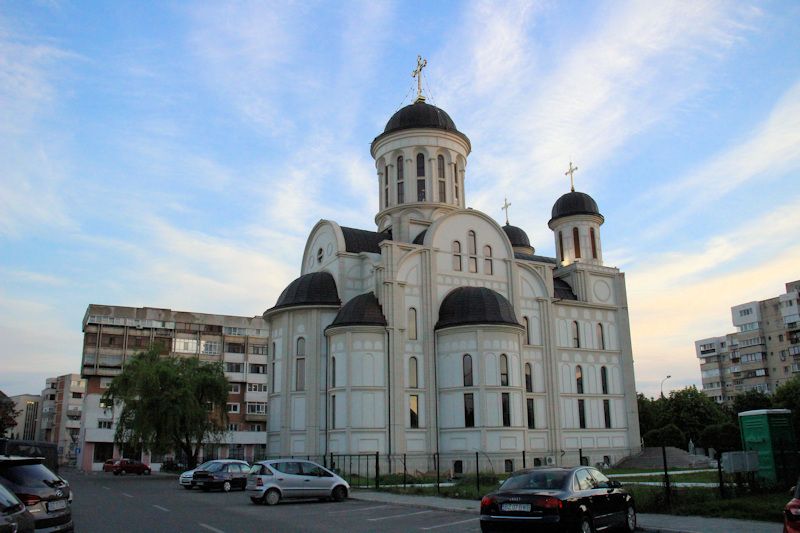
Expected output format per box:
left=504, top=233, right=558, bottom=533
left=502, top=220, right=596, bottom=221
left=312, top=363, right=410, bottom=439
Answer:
left=550, top=191, right=603, bottom=223
left=328, top=292, right=387, bottom=329
left=502, top=224, right=531, bottom=248
left=436, top=287, right=521, bottom=330
left=269, top=272, right=340, bottom=311
left=384, top=101, right=458, bottom=134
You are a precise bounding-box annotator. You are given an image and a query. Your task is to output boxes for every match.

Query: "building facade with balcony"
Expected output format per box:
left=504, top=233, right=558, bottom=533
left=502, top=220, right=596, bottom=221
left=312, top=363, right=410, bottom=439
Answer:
left=8, top=394, right=40, bottom=441
left=695, top=280, right=800, bottom=403
left=36, top=374, right=85, bottom=465
left=77, top=305, right=269, bottom=471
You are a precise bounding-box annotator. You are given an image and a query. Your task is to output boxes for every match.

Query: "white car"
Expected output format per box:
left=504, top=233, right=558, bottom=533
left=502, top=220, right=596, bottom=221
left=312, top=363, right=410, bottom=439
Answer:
left=179, top=459, right=249, bottom=489
left=246, top=459, right=349, bottom=505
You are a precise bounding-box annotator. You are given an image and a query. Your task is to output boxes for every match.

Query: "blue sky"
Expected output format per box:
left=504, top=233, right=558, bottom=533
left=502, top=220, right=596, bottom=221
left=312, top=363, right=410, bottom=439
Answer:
left=2, top=0, right=799, bottom=399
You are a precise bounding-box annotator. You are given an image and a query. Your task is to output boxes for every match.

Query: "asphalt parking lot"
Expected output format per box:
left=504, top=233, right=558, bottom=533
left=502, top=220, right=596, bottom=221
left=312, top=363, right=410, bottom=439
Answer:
left=65, top=470, right=481, bottom=533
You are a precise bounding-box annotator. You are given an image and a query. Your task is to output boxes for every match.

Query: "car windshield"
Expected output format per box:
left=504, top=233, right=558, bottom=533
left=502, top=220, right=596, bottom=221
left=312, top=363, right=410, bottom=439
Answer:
left=195, top=461, right=214, bottom=471
left=499, top=471, right=568, bottom=491
left=202, top=462, right=226, bottom=473
left=0, top=482, right=21, bottom=511
left=0, top=463, right=62, bottom=489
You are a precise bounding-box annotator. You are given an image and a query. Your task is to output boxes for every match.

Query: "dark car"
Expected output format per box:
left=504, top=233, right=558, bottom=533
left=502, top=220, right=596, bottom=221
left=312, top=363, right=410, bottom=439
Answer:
left=193, top=461, right=249, bottom=492
left=785, top=478, right=800, bottom=533
left=0, top=480, right=34, bottom=533
left=111, top=459, right=151, bottom=476
left=480, top=466, right=635, bottom=533
left=101, top=459, right=117, bottom=473
left=0, top=456, right=72, bottom=533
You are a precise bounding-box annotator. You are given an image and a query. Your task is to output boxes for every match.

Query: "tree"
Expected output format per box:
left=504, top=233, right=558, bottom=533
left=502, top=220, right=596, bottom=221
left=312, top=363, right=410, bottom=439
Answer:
left=0, top=391, right=20, bottom=438
left=773, top=375, right=800, bottom=444
left=663, top=386, right=727, bottom=443
left=643, top=424, right=686, bottom=449
left=637, top=393, right=670, bottom=437
left=102, top=348, right=229, bottom=468
left=731, top=390, right=773, bottom=415
left=699, top=423, right=740, bottom=455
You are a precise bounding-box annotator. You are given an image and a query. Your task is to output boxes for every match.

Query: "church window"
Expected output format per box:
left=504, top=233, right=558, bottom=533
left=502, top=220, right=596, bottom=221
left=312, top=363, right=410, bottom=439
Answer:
left=525, top=363, right=533, bottom=392
left=417, top=153, right=425, bottom=177
left=590, top=227, right=597, bottom=258
left=453, top=460, right=463, bottom=473
left=558, top=231, right=565, bottom=262
left=501, top=392, right=511, bottom=426
left=316, top=248, right=323, bottom=264
left=572, top=321, right=580, bottom=348
left=468, top=231, right=477, bottom=273
left=526, top=398, right=535, bottom=428
left=331, top=395, right=336, bottom=429
left=384, top=165, right=389, bottom=208
left=271, top=361, right=275, bottom=392
left=295, top=357, right=305, bottom=391
left=500, top=354, right=509, bottom=386
left=397, top=156, right=405, bottom=203
left=533, top=458, right=542, bottom=467
left=437, top=155, right=446, bottom=202
left=464, top=393, right=474, bottom=427
left=573, top=227, right=581, bottom=259
left=417, top=154, right=426, bottom=201
left=409, top=356, right=418, bottom=388
left=452, top=241, right=462, bottom=271
left=483, top=245, right=493, bottom=275
left=454, top=163, right=460, bottom=202
left=297, top=337, right=305, bottom=356
left=409, top=394, right=419, bottom=428
left=272, top=342, right=276, bottom=360
left=601, top=366, right=608, bottom=394
left=504, top=459, right=514, bottom=473
left=523, top=317, right=531, bottom=344
left=331, top=357, right=336, bottom=388
left=578, top=399, right=586, bottom=428
left=408, top=308, right=418, bottom=340
left=463, top=354, right=473, bottom=387
left=597, top=323, right=605, bottom=350
left=576, top=365, right=584, bottom=394
left=603, top=399, right=612, bottom=428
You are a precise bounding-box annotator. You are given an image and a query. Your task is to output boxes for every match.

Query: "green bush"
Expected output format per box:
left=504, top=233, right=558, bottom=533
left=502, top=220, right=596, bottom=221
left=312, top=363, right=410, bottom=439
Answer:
left=643, top=424, right=686, bottom=449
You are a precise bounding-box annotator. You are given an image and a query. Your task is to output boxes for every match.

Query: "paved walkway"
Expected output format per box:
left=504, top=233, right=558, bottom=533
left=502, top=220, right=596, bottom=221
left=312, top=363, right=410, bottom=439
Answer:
left=351, top=490, right=782, bottom=533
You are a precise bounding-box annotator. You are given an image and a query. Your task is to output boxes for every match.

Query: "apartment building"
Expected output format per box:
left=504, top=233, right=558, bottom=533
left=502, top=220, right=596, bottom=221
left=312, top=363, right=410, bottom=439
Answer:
left=36, top=374, right=86, bottom=464
left=8, top=394, right=40, bottom=440
left=696, top=280, right=800, bottom=403
left=78, top=305, right=269, bottom=472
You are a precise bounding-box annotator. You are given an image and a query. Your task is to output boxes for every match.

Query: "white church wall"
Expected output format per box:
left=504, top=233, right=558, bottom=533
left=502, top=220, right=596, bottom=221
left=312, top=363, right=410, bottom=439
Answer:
left=302, top=223, right=340, bottom=275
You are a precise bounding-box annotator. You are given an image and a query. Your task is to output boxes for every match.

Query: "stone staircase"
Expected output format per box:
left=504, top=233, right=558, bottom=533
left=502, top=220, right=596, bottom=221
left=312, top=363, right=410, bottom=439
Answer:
left=614, top=447, right=714, bottom=469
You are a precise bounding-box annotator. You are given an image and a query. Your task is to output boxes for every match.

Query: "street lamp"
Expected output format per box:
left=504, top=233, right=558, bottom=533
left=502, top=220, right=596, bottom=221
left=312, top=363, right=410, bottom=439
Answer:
left=660, top=375, right=672, bottom=398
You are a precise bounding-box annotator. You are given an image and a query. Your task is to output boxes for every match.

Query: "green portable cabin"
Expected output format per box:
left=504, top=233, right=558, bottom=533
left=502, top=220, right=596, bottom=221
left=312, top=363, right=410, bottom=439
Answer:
left=738, top=409, right=796, bottom=484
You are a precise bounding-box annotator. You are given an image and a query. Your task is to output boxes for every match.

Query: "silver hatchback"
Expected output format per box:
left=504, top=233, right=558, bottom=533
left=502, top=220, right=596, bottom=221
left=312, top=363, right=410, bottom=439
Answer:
left=246, top=460, right=349, bottom=505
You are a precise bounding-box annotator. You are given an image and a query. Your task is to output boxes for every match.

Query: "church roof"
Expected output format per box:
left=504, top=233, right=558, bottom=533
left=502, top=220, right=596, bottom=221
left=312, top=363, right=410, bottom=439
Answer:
left=502, top=224, right=531, bottom=248
left=268, top=272, right=340, bottom=312
left=553, top=277, right=578, bottom=300
left=328, top=292, right=387, bottom=329
left=412, top=230, right=427, bottom=245
left=340, top=227, right=392, bottom=254
left=514, top=252, right=557, bottom=264
left=372, top=101, right=470, bottom=147
left=550, top=191, right=603, bottom=224
left=436, top=287, right=521, bottom=330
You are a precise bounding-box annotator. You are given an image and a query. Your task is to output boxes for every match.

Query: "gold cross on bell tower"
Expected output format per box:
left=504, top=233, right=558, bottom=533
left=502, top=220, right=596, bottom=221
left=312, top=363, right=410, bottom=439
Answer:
left=565, top=161, right=578, bottom=192
left=501, top=197, right=511, bottom=225
left=412, top=55, right=427, bottom=102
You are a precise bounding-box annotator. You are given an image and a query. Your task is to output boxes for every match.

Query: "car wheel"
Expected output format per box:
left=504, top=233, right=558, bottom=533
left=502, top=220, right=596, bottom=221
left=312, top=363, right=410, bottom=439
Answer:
left=264, top=489, right=280, bottom=506
left=144, top=469, right=151, bottom=475
left=331, top=485, right=347, bottom=502
left=624, top=505, right=636, bottom=532
left=222, top=481, right=232, bottom=492
left=577, top=516, right=594, bottom=533
left=113, top=471, right=120, bottom=476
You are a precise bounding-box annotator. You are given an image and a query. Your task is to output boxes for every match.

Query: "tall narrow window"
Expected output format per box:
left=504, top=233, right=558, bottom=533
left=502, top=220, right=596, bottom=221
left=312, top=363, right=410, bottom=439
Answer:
left=272, top=342, right=276, bottom=359
left=384, top=165, right=389, bottom=208
left=464, top=393, right=474, bottom=427
left=525, top=363, right=533, bottom=392
left=416, top=154, right=426, bottom=201
left=296, top=358, right=305, bottom=391
left=437, top=155, right=446, bottom=202
left=454, top=163, right=459, bottom=202
left=463, top=354, right=473, bottom=387
left=601, top=366, right=608, bottom=394
left=331, top=395, right=336, bottom=429
left=578, top=399, right=586, bottom=428
left=500, top=354, right=509, bottom=386
left=501, top=393, right=511, bottom=427
left=468, top=231, right=477, bottom=273
left=297, top=337, right=305, bottom=356
left=603, top=399, right=611, bottom=428
left=576, top=365, right=584, bottom=394
left=331, top=356, right=336, bottom=387
left=408, top=308, right=417, bottom=340
left=597, top=323, right=605, bottom=350
left=452, top=241, right=462, bottom=271
left=590, top=227, right=597, bottom=259
left=397, top=156, right=405, bottom=204
left=573, top=227, right=581, bottom=259
left=526, top=398, right=535, bottom=429
left=572, top=321, right=580, bottom=348
left=270, top=361, right=275, bottom=392
left=409, top=395, right=419, bottom=428
left=483, top=245, right=493, bottom=275
left=409, top=357, right=418, bottom=388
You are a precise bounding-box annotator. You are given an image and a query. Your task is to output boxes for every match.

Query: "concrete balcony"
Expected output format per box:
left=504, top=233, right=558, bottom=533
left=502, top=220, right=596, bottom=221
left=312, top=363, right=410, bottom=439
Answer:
left=248, top=354, right=268, bottom=365
left=245, top=390, right=268, bottom=403
left=245, top=412, right=267, bottom=422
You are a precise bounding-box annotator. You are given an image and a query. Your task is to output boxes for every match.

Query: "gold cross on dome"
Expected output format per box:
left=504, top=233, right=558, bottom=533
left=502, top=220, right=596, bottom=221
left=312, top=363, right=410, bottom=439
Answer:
left=565, top=161, right=578, bottom=192
left=412, top=55, right=427, bottom=102
left=501, top=197, right=511, bottom=225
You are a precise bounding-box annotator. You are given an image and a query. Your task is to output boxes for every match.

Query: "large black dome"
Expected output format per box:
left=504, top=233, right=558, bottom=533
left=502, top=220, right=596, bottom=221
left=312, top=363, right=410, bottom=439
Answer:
left=436, top=287, right=520, bottom=330
left=328, top=292, right=387, bottom=329
left=550, top=191, right=603, bottom=224
left=268, top=272, right=340, bottom=312
left=502, top=224, right=531, bottom=248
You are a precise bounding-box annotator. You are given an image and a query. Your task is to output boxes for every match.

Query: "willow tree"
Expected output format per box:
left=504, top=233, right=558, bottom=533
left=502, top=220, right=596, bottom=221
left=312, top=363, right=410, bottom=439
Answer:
left=102, top=347, right=228, bottom=468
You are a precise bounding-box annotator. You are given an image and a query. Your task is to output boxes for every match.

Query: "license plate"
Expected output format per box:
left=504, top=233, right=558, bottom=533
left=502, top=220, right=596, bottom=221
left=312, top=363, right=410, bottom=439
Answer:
left=47, top=499, right=67, bottom=512
left=501, top=503, right=531, bottom=512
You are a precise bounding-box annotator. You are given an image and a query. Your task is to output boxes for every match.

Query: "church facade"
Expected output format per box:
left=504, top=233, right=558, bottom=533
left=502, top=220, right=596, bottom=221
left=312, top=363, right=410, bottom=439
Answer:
left=263, top=94, right=641, bottom=470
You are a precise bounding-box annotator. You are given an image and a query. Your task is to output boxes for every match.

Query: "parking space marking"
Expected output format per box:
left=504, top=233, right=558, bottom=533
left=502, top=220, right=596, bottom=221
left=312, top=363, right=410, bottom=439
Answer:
left=198, top=523, right=226, bottom=533
left=121, top=493, right=134, bottom=498
left=101, top=486, right=110, bottom=490
left=367, top=510, right=432, bottom=521
left=152, top=505, right=169, bottom=512
left=329, top=504, right=391, bottom=514
left=420, top=517, right=477, bottom=530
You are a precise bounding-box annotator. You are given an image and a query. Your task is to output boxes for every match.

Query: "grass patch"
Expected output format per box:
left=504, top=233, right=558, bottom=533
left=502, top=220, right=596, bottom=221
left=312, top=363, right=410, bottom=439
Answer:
left=613, top=471, right=720, bottom=483
left=604, top=466, right=712, bottom=475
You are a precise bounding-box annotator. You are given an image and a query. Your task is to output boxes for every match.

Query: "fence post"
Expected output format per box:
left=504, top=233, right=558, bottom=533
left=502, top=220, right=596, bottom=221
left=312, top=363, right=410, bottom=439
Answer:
left=436, top=453, right=440, bottom=494
left=375, top=451, right=380, bottom=490
left=476, top=451, right=480, bottom=494
left=716, top=450, right=724, bottom=499
left=522, top=450, right=526, bottom=469
left=661, top=445, right=671, bottom=511
left=330, top=452, right=334, bottom=471
left=403, top=453, right=407, bottom=488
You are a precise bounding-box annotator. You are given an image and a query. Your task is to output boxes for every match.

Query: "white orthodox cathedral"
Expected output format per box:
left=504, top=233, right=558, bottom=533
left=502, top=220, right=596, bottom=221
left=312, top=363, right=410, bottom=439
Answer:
left=262, top=81, right=641, bottom=471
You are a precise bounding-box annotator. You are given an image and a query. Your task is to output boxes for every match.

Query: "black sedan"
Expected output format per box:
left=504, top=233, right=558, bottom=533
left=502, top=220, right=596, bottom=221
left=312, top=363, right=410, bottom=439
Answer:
left=480, top=466, right=635, bottom=533
left=192, top=461, right=249, bottom=492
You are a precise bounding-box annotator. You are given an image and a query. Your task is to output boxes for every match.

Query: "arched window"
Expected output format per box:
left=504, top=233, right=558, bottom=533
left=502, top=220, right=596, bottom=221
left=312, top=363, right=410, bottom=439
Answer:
left=409, top=356, right=418, bottom=388
left=463, top=354, right=473, bottom=387
left=396, top=156, right=405, bottom=203
left=523, top=316, right=531, bottom=344
left=416, top=153, right=426, bottom=201
left=525, top=363, right=533, bottom=392
left=331, top=356, right=336, bottom=388
left=576, top=365, right=584, bottom=394
left=467, top=231, right=477, bottom=273
left=572, top=321, right=580, bottom=348
left=573, top=227, right=581, bottom=259
left=597, top=323, right=605, bottom=350
left=408, top=308, right=418, bottom=340
left=296, top=337, right=305, bottom=356
left=384, top=165, right=389, bottom=208
left=437, top=155, right=446, bottom=202
left=452, top=241, right=462, bottom=271
left=558, top=231, right=564, bottom=262
left=295, top=337, right=306, bottom=391
left=500, top=354, right=509, bottom=386
left=601, top=366, right=608, bottom=394
left=483, top=245, right=493, bottom=275
left=454, top=162, right=460, bottom=202
left=590, top=227, right=598, bottom=259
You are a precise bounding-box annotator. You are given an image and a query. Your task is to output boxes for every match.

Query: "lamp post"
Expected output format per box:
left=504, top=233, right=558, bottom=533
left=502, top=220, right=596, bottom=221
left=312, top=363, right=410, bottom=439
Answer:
left=660, top=375, right=672, bottom=398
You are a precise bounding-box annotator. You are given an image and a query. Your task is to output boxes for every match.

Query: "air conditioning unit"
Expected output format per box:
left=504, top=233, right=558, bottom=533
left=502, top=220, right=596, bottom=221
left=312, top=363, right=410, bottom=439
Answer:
left=545, top=456, right=556, bottom=466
